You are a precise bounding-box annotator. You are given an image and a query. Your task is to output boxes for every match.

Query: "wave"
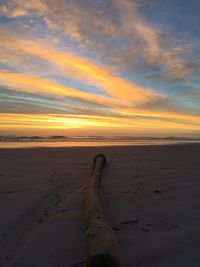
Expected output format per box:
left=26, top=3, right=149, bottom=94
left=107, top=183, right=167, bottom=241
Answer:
left=0, top=135, right=199, bottom=142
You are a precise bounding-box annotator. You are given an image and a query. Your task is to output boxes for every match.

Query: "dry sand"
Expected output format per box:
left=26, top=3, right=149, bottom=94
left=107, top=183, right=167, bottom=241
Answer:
left=0, top=144, right=200, bottom=267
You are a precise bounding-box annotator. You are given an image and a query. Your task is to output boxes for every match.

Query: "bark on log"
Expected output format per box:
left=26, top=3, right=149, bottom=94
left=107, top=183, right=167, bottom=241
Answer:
left=84, top=154, right=121, bottom=267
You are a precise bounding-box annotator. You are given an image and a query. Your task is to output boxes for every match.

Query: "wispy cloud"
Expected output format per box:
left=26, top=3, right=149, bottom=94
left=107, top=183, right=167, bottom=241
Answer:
left=0, top=113, right=199, bottom=136
left=0, top=28, right=161, bottom=104
left=113, top=0, right=195, bottom=81
left=0, top=69, right=124, bottom=109
left=0, top=0, right=199, bottom=135
left=0, top=0, right=195, bottom=81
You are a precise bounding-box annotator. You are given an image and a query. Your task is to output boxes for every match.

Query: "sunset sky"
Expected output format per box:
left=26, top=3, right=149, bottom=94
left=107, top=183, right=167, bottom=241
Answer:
left=0, top=0, right=199, bottom=136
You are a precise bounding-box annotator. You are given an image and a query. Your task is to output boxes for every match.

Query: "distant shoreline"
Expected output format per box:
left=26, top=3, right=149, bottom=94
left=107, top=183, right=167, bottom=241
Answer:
left=0, top=139, right=200, bottom=148
left=1, top=135, right=199, bottom=148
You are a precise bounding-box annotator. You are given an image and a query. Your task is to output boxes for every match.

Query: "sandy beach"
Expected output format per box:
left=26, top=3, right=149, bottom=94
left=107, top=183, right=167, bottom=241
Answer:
left=0, top=143, right=200, bottom=267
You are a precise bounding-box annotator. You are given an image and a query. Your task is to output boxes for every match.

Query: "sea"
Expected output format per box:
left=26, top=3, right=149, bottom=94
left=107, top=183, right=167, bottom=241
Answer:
left=0, top=136, right=199, bottom=148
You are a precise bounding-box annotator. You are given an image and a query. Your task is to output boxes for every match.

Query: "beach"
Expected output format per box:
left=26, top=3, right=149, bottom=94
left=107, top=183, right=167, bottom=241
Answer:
left=0, top=143, right=200, bottom=267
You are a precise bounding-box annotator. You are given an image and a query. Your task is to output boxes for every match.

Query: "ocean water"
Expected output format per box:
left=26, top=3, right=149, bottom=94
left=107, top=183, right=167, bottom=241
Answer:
left=0, top=136, right=199, bottom=148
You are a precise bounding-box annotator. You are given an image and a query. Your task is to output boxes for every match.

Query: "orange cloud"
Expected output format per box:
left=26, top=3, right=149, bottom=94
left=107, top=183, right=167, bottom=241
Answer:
left=116, top=108, right=200, bottom=126
left=0, top=69, right=125, bottom=109
left=0, top=17, right=199, bottom=135
left=1, top=69, right=199, bottom=135
left=0, top=0, right=191, bottom=81
left=0, top=29, right=161, bottom=104
left=0, top=114, right=199, bottom=135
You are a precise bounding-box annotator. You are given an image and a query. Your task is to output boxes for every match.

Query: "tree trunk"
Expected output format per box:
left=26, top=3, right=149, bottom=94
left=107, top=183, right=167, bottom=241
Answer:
left=84, top=154, right=121, bottom=267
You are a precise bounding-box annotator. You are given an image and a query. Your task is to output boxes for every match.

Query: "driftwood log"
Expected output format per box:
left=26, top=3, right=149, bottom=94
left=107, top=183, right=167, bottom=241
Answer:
left=84, top=154, right=121, bottom=267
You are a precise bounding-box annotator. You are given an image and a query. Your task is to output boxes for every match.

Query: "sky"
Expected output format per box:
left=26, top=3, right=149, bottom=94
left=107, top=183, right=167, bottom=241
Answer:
left=0, top=0, right=199, bottom=136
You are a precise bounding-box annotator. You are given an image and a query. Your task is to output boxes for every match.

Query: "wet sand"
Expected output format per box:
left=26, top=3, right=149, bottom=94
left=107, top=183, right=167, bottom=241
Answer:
left=0, top=144, right=200, bottom=266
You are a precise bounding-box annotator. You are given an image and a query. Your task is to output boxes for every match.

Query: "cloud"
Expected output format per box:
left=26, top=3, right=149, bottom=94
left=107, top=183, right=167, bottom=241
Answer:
left=0, top=0, right=117, bottom=40
left=0, top=0, right=199, bottom=135
left=1, top=77, right=199, bottom=132
left=0, top=0, right=47, bottom=17
left=0, top=86, right=127, bottom=118
left=0, top=69, right=125, bottom=109
left=114, top=0, right=195, bottom=80
left=0, top=26, right=199, bottom=134
left=0, top=0, right=195, bottom=82
left=0, top=113, right=199, bottom=136
left=0, top=28, right=161, bottom=105
left=113, top=106, right=200, bottom=128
